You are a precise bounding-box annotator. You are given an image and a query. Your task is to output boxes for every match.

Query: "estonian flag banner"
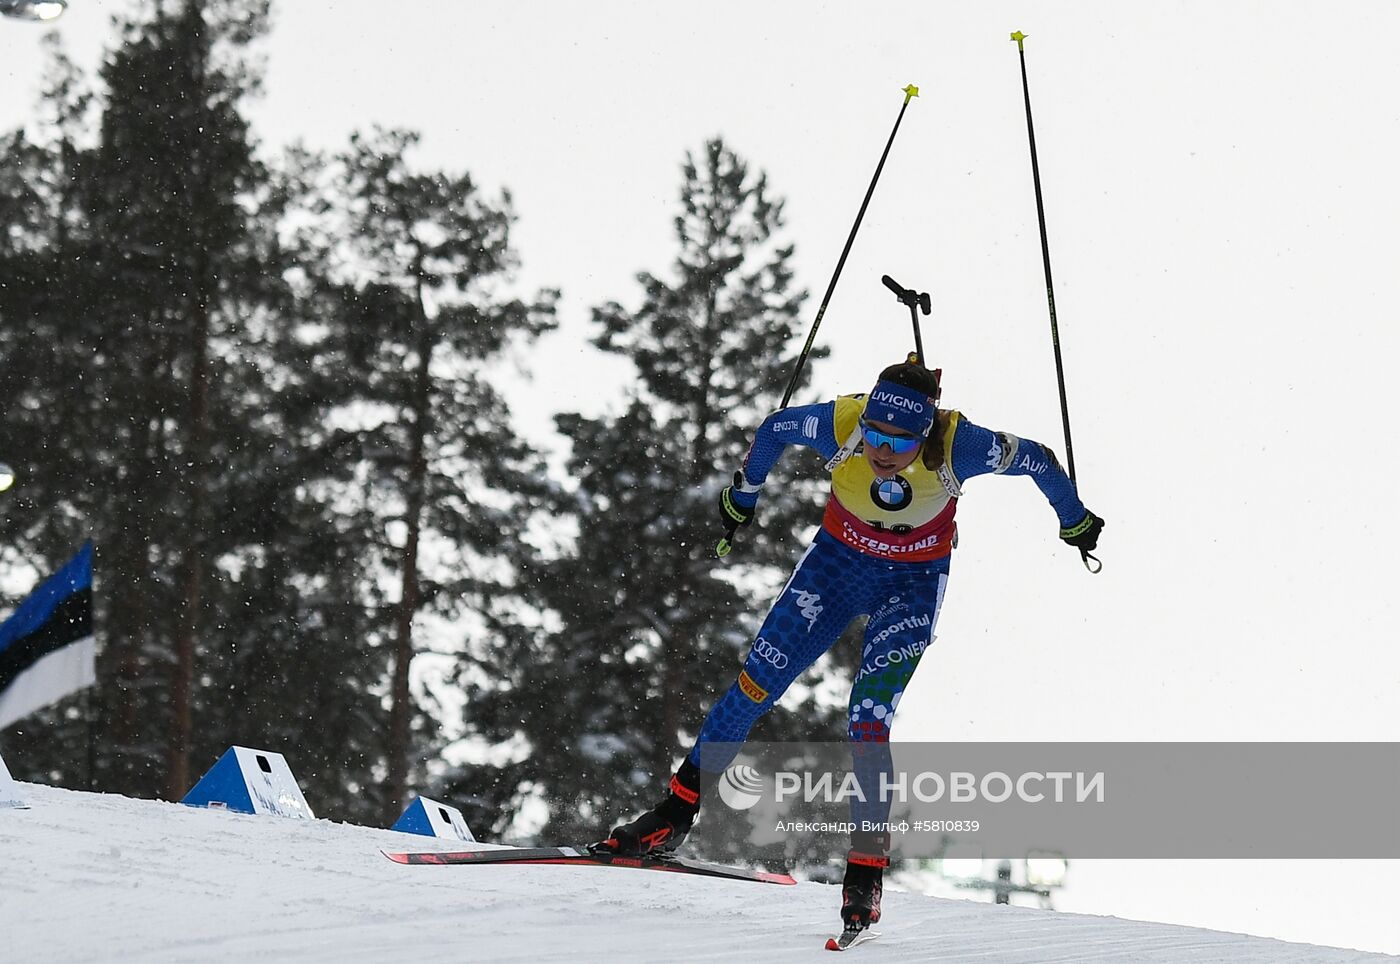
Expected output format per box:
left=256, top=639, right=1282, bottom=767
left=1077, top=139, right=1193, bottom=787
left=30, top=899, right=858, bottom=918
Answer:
left=0, top=542, right=95, bottom=730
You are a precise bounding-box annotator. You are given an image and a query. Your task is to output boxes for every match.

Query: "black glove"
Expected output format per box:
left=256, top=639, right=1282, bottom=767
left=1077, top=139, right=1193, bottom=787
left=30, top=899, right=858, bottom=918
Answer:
left=1060, top=511, right=1104, bottom=551
left=719, top=471, right=758, bottom=530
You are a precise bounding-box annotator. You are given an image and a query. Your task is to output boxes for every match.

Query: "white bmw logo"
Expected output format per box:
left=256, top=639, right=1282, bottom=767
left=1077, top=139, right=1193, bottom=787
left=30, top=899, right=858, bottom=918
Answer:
left=871, top=475, right=913, bottom=510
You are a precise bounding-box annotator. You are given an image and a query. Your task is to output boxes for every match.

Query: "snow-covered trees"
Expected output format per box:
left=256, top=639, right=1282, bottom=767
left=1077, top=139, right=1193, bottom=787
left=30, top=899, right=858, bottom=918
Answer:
left=0, top=2, right=553, bottom=822
left=456, top=139, right=850, bottom=845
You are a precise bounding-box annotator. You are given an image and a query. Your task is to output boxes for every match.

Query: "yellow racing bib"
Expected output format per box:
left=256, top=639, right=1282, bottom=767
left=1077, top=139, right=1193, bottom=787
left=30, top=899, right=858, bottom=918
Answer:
left=822, top=395, right=962, bottom=561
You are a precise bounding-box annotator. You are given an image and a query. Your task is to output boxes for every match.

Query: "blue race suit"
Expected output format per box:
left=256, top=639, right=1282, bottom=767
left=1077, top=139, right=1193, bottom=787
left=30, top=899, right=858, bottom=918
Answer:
left=688, top=394, right=1086, bottom=830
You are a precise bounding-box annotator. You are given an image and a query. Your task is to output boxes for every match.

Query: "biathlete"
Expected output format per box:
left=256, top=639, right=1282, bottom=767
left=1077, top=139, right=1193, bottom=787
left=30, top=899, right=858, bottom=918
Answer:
left=595, top=357, right=1104, bottom=931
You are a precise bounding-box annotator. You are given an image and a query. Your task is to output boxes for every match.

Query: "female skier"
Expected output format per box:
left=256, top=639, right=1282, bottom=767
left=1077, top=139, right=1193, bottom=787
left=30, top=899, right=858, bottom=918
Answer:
left=595, top=357, right=1103, bottom=931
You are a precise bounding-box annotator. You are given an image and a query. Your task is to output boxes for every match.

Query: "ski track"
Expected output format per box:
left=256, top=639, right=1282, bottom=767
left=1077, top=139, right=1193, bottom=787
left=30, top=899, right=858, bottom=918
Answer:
left=0, top=783, right=1393, bottom=963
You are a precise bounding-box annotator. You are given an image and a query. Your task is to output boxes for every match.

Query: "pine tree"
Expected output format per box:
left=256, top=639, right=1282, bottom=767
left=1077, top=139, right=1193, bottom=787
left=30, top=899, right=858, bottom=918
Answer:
left=182, top=151, right=392, bottom=820
left=459, top=138, right=852, bottom=846
left=0, top=31, right=119, bottom=791
left=82, top=0, right=278, bottom=796
left=2, top=13, right=560, bottom=823
left=0, top=1, right=305, bottom=799
left=286, top=128, right=557, bottom=821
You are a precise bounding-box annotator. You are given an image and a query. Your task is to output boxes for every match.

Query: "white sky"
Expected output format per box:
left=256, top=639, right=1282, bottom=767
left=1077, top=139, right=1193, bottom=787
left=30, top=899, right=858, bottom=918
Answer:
left=3, top=1, right=1399, bottom=955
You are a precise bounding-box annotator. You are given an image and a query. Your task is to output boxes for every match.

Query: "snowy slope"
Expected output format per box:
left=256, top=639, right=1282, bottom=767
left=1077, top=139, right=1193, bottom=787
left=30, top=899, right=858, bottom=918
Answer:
left=0, top=782, right=1391, bottom=963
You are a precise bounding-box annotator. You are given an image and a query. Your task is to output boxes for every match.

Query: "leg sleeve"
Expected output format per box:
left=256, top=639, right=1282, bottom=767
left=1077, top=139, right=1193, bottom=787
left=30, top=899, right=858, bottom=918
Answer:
left=848, top=569, right=949, bottom=832
left=689, top=537, right=867, bottom=773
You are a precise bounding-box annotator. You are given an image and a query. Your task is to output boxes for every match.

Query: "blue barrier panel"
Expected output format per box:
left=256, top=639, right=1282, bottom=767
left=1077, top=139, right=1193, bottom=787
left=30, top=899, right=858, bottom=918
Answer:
left=391, top=795, right=475, bottom=841
left=182, top=746, right=314, bottom=819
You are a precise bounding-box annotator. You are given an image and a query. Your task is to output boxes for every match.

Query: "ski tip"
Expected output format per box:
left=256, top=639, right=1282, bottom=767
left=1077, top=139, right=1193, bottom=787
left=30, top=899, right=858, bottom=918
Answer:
left=825, top=937, right=842, bottom=951
left=381, top=850, right=410, bottom=864
left=758, top=871, right=798, bottom=886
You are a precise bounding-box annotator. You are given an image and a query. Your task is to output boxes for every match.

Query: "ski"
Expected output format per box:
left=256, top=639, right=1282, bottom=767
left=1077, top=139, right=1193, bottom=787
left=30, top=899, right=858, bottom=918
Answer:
left=825, top=926, right=880, bottom=951
left=382, top=845, right=796, bottom=886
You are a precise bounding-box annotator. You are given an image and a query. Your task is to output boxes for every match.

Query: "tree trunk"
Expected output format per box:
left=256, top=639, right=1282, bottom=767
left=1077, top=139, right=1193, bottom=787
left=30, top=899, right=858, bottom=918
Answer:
left=107, top=349, right=159, bottom=796
left=657, top=276, right=721, bottom=774
left=168, top=282, right=209, bottom=800
left=166, top=14, right=211, bottom=801
left=385, top=277, right=433, bottom=822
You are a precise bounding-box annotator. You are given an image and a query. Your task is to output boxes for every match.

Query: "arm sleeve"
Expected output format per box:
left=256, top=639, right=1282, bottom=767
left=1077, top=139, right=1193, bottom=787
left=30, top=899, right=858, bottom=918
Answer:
left=731, top=401, right=839, bottom=507
left=948, top=416, right=1087, bottom=527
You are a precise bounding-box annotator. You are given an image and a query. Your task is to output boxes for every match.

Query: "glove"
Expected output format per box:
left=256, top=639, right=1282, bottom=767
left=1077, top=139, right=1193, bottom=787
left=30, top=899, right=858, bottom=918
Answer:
left=1060, top=511, right=1104, bottom=552
left=719, top=471, right=760, bottom=530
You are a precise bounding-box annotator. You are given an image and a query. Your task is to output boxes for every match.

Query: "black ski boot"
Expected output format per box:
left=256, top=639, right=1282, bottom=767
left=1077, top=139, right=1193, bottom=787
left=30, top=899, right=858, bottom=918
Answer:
left=840, top=843, right=889, bottom=930
left=595, top=759, right=702, bottom=856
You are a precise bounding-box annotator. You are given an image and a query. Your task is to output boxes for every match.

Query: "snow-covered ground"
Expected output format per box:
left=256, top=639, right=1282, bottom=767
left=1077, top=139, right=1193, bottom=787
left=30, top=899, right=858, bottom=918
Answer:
left=0, top=781, right=1393, bottom=963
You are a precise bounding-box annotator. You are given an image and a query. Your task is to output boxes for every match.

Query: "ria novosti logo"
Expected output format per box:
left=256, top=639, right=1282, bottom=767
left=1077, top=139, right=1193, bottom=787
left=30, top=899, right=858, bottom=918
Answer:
left=716, top=762, right=1107, bottom=809
left=717, top=764, right=766, bottom=811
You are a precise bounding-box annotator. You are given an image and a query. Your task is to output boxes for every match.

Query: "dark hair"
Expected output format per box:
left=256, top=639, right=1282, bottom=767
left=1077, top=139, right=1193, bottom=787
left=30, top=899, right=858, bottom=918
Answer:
left=878, top=359, right=940, bottom=400
left=877, top=357, right=946, bottom=471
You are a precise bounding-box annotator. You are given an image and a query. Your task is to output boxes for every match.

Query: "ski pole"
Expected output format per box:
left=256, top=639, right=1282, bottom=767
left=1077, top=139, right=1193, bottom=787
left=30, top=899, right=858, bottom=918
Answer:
left=717, top=84, right=920, bottom=559
left=777, top=84, right=920, bottom=410
left=1010, top=31, right=1100, bottom=574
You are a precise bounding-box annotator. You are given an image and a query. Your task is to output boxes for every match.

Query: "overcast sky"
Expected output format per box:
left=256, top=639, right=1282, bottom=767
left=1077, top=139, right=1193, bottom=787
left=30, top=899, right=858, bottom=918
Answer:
left=3, top=1, right=1398, bottom=954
